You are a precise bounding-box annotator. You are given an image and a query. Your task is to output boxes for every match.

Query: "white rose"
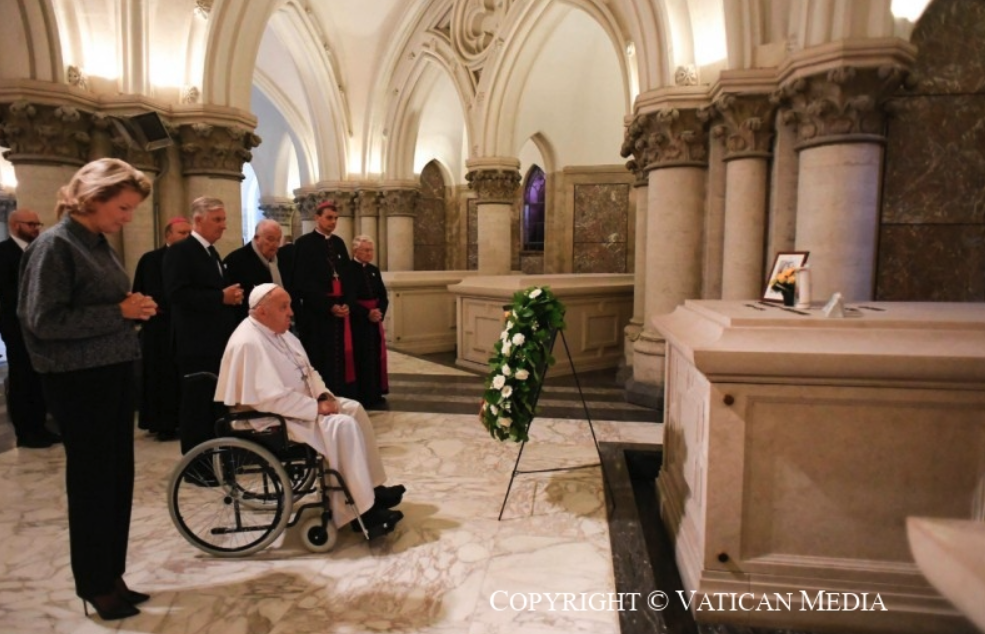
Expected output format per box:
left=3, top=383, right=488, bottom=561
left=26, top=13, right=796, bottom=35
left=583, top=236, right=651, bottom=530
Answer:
left=497, top=416, right=512, bottom=428
left=500, top=330, right=509, bottom=342
left=529, top=288, right=542, bottom=299
left=490, top=404, right=498, bottom=416
left=502, top=363, right=512, bottom=376
left=492, top=375, right=506, bottom=389
left=501, top=385, right=513, bottom=398
left=515, top=368, right=530, bottom=380
left=512, top=333, right=525, bottom=346
left=501, top=342, right=512, bottom=356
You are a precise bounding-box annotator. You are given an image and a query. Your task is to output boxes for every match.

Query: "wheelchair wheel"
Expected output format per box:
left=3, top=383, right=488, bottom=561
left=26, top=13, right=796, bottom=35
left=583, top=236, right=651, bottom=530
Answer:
left=283, top=456, right=318, bottom=502
left=300, top=515, right=339, bottom=553
left=168, top=438, right=292, bottom=557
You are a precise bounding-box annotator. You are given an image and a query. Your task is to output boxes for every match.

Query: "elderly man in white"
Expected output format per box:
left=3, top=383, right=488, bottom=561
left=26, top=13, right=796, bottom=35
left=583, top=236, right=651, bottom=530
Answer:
left=215, top=282, right=405, bottom=537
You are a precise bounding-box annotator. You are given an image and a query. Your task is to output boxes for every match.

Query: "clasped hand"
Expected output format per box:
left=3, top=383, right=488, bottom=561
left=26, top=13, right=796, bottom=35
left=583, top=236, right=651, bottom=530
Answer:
left=223, top=284, right=244, bottom=305
left=331, top=304, right=349, bottom=318
left=120, top=292, right=158, bottom=321
left=317, top=395, right=340, bottom=415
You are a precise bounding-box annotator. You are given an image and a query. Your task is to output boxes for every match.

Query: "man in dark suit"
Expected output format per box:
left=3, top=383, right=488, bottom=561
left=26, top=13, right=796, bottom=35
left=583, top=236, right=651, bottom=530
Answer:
left=289, top=200, right=356, bottom=397
left=163, top=197, right=243, bottom=453
left=0, top=209, right=58, bottom=448
left=223, top=219, right=284, bottom=322
left=132, top=217, right=191, bottom=441
left=342, top=235, right=390, bottom=409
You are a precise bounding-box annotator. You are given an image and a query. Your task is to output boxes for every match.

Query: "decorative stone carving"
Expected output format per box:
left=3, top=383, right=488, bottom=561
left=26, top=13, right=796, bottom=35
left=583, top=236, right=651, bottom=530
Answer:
left=451, top=0, right=515, bottom=66
left=774, top=65, right=909, bottom=148
left=356, top=189, right=381, bottom=217
left=709, top=94, right=776, bottom=160
left=675, top=65, right=699, bottom=86
left=176, top=123, right=261, bottom=179
left=258, top=201, right=296, bottom=224
left=380, top=188, right=419, bottom=218
left=66, top=65, right=89, bottom=91
left=619, top=108, right=710, bottom=171
left=0, top=102, right=91, bottom=165
left=194, top=0, right=214, bottom=18
left=181, top=86, right=201, bottom=105
left=294, top=192, right=319, bottom=221
left=465, top=169, right=520, bottom=202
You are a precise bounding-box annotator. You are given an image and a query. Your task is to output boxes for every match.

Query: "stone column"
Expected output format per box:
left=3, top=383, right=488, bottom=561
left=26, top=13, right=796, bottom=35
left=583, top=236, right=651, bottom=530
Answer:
left=258, top=196, right=296, bottom=239
left=176, top=122, right=261, bottom=256
left=356, top=188, right=381, bottom=260
left=465, top=158, right=521, bottom=274
left=778, top=63, right=910, bottom=301
left=622, top=163, right=647, bottom=375
left=380, top=184, right=419, bottom=271
left=0, top=102, right=91, bottom=228
left=713, top=93, right=776, bottom=299
left=0, top=190, right=16, bottom=240
left=620, top=106, right=710, bottom=407
left=294, top=189, right=318, bottom=236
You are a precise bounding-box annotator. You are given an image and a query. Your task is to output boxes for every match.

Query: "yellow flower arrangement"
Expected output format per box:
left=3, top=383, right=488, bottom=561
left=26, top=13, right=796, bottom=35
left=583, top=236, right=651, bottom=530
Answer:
left=771, top=267, right=797, bottom=295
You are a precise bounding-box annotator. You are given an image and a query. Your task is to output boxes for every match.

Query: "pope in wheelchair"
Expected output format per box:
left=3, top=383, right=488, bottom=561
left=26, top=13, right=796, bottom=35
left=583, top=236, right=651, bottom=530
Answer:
left=212, top=283, right=405, bottom=541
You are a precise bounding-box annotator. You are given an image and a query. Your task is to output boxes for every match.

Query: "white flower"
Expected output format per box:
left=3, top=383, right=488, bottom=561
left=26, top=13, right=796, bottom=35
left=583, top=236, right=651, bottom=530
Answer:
left=497, top=416, right=512, bottom=428
left=502, top=364, right=512, bottom=376
left=500, top=329, right=509, bottom=342
left=529, top=288, right=542, bottom=299
left=490, top=404, right=498, bottom=416
left=515, top=368, right=529, bottom=380
left=501, top=385, right=513, bottom=398
left=492, top=375, right=506, bottom=389
left=506, top=321, right=514, bottom=330
left=501, top=342, right=512, bottom=356
left=512, top=333, right=525, bottom=346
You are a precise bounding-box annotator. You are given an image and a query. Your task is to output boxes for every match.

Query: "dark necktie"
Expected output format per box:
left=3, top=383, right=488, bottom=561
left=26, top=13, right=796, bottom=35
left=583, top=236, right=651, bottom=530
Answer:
left=208, top=245, right=223, bottom=276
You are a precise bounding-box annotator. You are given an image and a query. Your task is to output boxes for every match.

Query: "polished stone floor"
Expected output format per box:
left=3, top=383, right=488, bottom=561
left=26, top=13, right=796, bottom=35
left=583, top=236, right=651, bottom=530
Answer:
left=0, top=351, right=663, bottom=633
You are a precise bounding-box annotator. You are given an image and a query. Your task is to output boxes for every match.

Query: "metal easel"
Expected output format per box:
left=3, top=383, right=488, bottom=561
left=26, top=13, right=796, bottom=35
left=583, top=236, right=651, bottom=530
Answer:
left=497, top=326, right=610, bottom=520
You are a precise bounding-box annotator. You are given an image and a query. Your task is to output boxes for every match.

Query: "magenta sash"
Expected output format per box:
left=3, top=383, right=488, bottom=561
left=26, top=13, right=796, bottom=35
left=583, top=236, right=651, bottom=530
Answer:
left=357, top=299, right=389, bottom=392
left=328, top=279, right=355, bottom=383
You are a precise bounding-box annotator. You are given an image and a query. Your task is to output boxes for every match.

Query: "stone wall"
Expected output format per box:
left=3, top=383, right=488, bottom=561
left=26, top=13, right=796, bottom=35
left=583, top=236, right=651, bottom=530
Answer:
left=878, top=0, right=985, bottom=301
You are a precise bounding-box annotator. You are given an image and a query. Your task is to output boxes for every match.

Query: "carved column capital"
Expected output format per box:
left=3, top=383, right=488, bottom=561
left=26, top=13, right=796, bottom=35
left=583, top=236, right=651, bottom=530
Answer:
left=258, top=199, right=296, bottom=224
left=90, top=113, right=161, bottom=173
left=774, top=65, right=909, bottom=149
left=620, top=108, right=710, bottom=172
left=176, top=122, right=261, bottom=179
left=465, top=169, right=520, bottom=202
left=294, top=191, right=318, bottom=221
left=380, top=187, right=420, bottom=218
left=709, top=94, right=776, bottom=160
left=0, top=101, right=92, bottom=166
left=356, top=188, right=382, bottom=217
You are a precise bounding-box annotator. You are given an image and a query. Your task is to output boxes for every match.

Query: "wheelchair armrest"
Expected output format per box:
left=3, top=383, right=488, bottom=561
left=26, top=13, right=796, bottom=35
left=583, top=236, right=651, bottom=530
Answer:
left=216, top=410, right=291, bottom=449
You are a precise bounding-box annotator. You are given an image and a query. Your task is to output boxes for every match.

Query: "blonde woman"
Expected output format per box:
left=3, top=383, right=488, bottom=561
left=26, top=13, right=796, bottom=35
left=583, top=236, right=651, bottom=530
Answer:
left=18, top=158, right=158, bottom=621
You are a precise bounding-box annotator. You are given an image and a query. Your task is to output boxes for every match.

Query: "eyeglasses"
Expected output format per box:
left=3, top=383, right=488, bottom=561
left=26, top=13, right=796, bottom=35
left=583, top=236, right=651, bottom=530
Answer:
left=19, top=222, right=43, bottom=228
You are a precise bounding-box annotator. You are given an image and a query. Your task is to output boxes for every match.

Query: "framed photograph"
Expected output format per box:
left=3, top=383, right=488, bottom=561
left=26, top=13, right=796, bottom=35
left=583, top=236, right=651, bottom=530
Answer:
left=762, top=251, right=809, bottom=302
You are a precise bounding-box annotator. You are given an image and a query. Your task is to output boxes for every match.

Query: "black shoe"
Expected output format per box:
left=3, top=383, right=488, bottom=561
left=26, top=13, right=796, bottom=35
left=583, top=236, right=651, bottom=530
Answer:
left=41, top=430, right=62, bottom=444
left=155, top=430, right=178, bottom=442
left=16, top=436, right=54, bottom=449
left=81, top=592, right=140, bottom=620
left=374, top=484, right=406, bottom=509
left=364, top=397, right=389, bottom=411
left=351, top=505, right=403, bottom=538
left=115, top=578, right=150, bottom=605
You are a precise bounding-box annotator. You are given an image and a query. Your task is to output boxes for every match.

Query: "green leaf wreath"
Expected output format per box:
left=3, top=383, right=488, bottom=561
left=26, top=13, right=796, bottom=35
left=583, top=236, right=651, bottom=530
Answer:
left=479, top=286, right=566, bottom=442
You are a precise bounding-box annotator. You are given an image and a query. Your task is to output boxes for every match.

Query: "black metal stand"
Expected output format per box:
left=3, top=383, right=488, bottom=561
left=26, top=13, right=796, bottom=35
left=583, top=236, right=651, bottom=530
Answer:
left=497, top=328, right=610, bottom=520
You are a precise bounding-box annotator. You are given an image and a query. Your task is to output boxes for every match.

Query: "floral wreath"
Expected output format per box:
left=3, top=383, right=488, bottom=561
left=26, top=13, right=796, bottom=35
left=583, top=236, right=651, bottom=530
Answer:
left=479, top=286, right=566, bottom=442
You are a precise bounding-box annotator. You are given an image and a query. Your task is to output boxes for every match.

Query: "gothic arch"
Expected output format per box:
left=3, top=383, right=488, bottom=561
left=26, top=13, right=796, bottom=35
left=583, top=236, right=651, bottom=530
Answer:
left=201, top=0, right=279, bottom=109
left=476, top=0, right=632, bottom=158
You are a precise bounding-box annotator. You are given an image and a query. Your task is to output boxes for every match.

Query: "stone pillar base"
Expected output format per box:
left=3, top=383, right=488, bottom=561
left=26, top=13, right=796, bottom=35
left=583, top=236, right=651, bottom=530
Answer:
left=629, top=330, right=667, bottom=410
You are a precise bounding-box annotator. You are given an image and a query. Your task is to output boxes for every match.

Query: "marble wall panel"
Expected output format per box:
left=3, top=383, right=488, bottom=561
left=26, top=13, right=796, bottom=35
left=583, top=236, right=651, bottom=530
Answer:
left=520, top=252, right=544, bottom=274
left=467, top=199, right=478, bottom=270
left=909, top=0, right=985, bottom=94
left=876, top=224, right=985, bottom=301
left=414, top=163, right=447, bottom=270
left=882, top=95, right=985, bottom=225
left=572, top=183, right=629, bottom=274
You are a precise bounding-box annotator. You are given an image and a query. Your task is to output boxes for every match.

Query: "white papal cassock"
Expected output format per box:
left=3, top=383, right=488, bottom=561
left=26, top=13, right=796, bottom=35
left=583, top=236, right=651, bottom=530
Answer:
left=214, top=316, right=388, bottom=526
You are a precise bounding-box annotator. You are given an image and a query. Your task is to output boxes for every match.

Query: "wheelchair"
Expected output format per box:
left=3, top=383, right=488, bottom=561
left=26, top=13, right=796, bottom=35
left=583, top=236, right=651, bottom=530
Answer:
left=166, top=373, right=372, bottom=557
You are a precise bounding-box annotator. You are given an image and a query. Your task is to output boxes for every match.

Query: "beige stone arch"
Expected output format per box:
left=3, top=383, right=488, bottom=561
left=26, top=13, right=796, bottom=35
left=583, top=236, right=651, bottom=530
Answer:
left=475, top=0, right=633, bottom=158
left=1, top=0, right=63, bottom=82
left=200, top=1, right=279, bottom=109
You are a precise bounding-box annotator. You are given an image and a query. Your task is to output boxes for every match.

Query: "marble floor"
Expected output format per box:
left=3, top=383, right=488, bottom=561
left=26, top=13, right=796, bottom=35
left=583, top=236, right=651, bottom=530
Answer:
left=0, top=351, right=663, bottom=633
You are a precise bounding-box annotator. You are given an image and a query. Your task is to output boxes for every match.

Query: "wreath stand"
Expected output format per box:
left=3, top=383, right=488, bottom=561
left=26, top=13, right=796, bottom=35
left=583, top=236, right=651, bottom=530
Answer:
left=497, top=326, right=610, bottom=520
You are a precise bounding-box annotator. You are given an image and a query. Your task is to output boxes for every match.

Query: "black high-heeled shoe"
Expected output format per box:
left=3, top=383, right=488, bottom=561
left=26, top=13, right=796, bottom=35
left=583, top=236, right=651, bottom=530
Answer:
left=81, top=592, right=140, bottom=620
left=374, top=484, right=406, bottom=509
left=115, top=577, right=150, bottom=605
